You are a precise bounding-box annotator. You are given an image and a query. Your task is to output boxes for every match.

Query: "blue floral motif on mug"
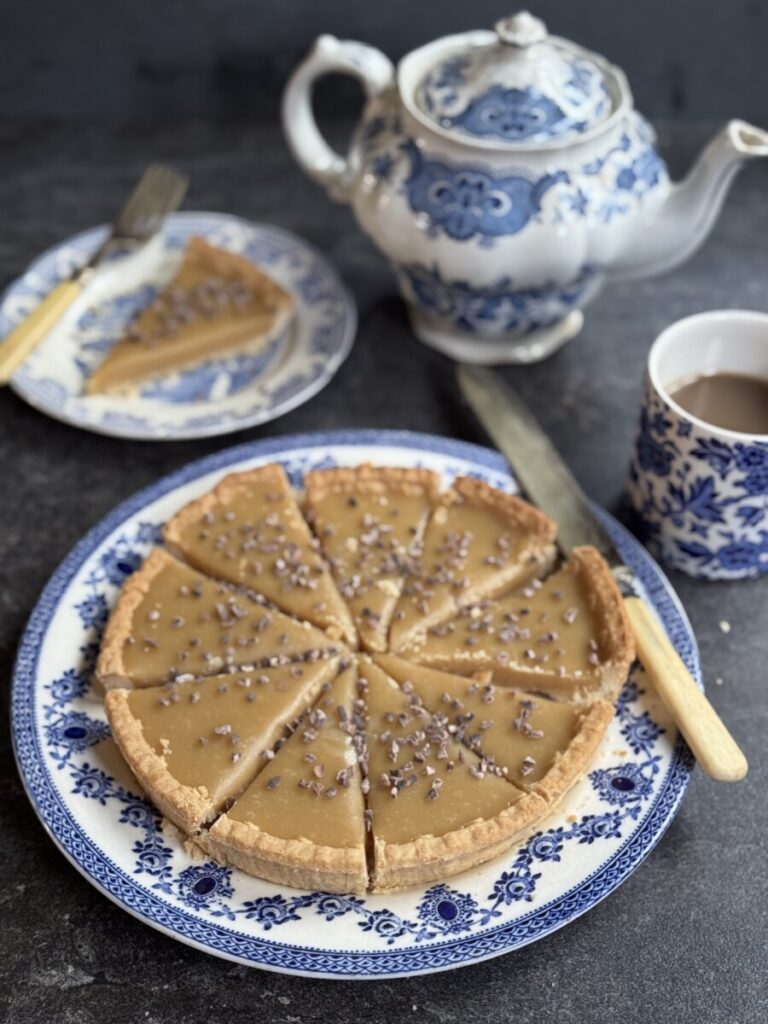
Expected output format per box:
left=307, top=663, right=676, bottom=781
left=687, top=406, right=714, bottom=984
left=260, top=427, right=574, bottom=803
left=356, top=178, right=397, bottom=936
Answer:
left=627, top=379, right=768, bottom=578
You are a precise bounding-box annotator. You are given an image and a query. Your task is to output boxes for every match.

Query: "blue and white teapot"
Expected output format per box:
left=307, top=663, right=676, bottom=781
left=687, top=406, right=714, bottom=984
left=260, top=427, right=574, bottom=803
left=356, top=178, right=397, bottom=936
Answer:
left=283, top=12, right=768, bottom=363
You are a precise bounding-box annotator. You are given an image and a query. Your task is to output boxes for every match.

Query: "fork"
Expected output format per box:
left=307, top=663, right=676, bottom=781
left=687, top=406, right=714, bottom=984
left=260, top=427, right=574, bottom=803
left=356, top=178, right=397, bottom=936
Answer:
left=0, top=163, right=189, bottom=384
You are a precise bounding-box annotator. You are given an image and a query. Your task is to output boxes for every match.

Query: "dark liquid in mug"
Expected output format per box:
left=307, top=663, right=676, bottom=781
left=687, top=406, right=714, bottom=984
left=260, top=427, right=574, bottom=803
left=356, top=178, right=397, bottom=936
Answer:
left=668, top=372, right=768, bottom=433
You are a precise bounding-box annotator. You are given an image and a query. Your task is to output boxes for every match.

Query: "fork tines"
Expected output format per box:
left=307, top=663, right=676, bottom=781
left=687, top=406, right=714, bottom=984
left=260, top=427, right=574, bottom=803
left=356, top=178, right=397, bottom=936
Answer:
left=113, top=164, right=189, bottom=244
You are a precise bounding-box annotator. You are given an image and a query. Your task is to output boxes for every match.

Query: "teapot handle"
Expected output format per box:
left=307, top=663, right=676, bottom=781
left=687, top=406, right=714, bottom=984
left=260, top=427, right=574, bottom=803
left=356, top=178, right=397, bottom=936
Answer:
left=282, top=35, right=395, bottom=204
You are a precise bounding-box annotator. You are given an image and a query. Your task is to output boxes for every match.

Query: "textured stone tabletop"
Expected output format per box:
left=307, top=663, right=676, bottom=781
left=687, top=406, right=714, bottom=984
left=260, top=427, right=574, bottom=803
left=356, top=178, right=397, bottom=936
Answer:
left=0, top=119, right=765, bottom=1023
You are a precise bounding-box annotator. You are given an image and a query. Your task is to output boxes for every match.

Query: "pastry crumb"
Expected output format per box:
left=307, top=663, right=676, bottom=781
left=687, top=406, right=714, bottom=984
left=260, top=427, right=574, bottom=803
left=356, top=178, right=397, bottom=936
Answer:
left=718, top=620, right=731, bottom=634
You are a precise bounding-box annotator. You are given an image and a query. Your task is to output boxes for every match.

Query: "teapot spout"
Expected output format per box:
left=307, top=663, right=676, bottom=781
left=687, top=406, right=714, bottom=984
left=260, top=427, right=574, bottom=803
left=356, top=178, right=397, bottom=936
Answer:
left=610, top=120, right=768, bottom=280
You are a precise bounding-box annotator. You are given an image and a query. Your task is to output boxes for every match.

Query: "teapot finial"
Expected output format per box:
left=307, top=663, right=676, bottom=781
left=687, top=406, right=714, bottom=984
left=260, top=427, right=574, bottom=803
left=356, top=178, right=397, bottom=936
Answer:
left=495, top=11, right=547, bottom=47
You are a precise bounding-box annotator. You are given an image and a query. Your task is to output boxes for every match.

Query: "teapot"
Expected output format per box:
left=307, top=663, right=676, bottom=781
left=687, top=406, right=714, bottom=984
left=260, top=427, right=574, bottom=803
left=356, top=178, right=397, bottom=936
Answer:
left=283, top=12, right=768, bottom=363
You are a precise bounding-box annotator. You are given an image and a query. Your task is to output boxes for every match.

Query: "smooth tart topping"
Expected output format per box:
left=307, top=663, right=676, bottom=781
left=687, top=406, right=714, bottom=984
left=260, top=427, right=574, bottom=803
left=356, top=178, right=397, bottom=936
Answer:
left=96, top=548, right=340, bottom=689
left=164, top=463, right=356, bottom=644
left=86, top=237, right=294, bottom=395
left=374, top=654, right=614, bottom=801
left=389, top=476, right=556, bottom=652
left=361, top=660, right=546, bottom=891
left=105, top=659, right=340, bottom=833
left=303, top=465, right=440, bottom=653
left=205, top=664, right=368, bottom=893
left=96, top=464, right=629, bottom=893
left=406, top=546, right=635, bottom=702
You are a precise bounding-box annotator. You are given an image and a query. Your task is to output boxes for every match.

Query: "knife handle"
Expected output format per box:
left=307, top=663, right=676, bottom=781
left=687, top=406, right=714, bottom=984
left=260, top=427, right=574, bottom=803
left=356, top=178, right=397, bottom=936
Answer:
left=623, top=596, right=747, bottom=782
left=0, top=279, right=82, bottom=384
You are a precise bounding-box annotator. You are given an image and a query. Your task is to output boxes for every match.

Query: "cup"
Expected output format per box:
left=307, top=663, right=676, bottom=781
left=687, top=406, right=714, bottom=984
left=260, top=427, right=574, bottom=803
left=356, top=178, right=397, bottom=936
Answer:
left=626, top=310, right=768, bottom=580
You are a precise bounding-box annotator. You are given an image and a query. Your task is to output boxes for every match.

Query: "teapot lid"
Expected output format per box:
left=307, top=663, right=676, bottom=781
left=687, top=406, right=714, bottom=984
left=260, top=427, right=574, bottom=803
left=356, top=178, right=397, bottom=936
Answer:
left=413, top=12, right=617, bottom=146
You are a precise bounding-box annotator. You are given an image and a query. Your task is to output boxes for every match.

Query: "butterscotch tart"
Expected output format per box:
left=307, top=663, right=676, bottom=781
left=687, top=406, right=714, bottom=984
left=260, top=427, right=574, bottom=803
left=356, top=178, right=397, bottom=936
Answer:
left=86, top=237, right=293, bottom=395
left=94, top=462, right=637, bottom=894
left=105, top=658, right=340, bottom=833
left=361, top=661, right=547, bottom=891
left=204, top=664, right=368, bottom=894
left=164, top=463, right=357, bottom=645
left=303, top=465, right=440, bottom=652
left=400, top=546, right=635, bottom=702
left=96, top=548, right=341, bottom=690
left=374, top=654, right=614, bottom=805
left=388, top=476, right=557, bottom=652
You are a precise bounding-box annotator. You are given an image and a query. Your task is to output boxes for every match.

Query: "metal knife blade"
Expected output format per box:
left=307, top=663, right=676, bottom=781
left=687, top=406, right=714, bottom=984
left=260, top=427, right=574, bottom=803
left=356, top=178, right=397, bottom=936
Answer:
left=457, top=364, right=636, bottom=593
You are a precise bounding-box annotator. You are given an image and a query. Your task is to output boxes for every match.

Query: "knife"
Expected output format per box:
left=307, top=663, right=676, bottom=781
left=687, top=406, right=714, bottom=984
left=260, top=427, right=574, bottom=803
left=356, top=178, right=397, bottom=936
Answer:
left=457, top=364, right=747, bottom=783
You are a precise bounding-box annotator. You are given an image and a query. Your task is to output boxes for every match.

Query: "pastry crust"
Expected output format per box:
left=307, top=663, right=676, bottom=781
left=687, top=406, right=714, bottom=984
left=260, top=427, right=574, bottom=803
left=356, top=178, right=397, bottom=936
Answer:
left=371, top=788, right=546, bottom=892
left=450, top=476, right=558, bottom=542
left=96, top=547, right=174, bottom=691
left=202, top=815, right=368, bottom=895
left=533, top=699, right=614, bottom=805
left=303, top=463, right=441, bottom=501
left=105, top=687, right=215, bottom=832
left=164, top=464, right=357, bottom=646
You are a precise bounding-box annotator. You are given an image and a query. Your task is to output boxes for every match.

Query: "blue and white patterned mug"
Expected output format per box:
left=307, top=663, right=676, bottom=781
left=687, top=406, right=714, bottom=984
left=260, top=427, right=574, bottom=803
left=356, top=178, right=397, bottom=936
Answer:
left=627, top=310, right=768, bottom=579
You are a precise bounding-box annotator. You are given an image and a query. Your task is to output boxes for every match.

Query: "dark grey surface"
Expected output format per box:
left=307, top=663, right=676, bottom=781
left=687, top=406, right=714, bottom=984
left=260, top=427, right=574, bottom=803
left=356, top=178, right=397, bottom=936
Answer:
left=0, top=118, right=766, bottom=1023
left=3, top=0, right=768, bottom=123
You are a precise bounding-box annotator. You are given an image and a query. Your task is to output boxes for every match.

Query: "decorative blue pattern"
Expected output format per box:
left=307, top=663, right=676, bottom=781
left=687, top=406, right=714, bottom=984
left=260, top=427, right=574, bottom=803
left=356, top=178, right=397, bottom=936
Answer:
left=627, top=382, right=768, bottom=578
left=399, top=262, right=600, bottom=335
left=402, top=142, right=568, bottom=241
left=416, top=46, right=611, bottom=145
left=0, top=215, right=357, bottom=440
left=12, top=431, right=698, bottom=977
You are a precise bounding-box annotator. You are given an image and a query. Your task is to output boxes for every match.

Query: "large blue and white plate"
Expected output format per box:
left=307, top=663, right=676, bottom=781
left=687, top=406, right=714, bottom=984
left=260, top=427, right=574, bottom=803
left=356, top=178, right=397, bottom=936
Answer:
left=11, top=430, right=698, bottom=978
left=0, top=213, right=356, bottom=440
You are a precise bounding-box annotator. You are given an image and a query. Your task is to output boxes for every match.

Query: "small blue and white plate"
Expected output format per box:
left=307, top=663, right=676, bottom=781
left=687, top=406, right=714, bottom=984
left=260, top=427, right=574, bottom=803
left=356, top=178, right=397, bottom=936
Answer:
left=11, top=431, right=698, bottom=979
left=0, top=213, right=356, bottom=440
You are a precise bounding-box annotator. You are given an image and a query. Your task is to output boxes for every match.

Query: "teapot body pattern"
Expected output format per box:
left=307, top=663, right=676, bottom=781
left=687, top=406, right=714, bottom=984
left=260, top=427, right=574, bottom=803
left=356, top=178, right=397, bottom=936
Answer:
left=351, top=90, right=664, bottom=360
left=283, top=17, right=768, bottom=363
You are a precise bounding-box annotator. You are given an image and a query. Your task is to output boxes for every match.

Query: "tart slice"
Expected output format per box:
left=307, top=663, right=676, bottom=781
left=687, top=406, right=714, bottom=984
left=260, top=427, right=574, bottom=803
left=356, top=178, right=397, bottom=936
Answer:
left=361, top=660, right=546, bottom=892
left=86, top=237, right=293, bottom=395
left=389, top=477, right=557, bottom=652
left=205, top=663, right=368, bottom=894
left=404, top=547, right=635, bottom=702
left=374, top=654, right=614, bottom=803
left=164, top=464, right=357, bottom=646
left=96, top=548, right=342, bottom=690
left=303, top=465, right=440, bottom=653
left=105, top=659, right=340, bottom=833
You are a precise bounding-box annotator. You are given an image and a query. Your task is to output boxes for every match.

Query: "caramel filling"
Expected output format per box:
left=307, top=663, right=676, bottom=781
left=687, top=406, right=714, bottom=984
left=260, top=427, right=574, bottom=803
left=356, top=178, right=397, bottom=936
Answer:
left=408, top=557, right=606, bottom=681
left=165, top=467, right=355, bottom=643
left=126, top=660, right=338, bottom=808
left=119, top=555, right=338, bottom=687
left=374, top=655, right=581, bottom=786
left=223, top=665, right=366, bottom=849
left=305, top=479, right=434, bottom=651
left=362, top=662, right=524, bottom=847
left=389, top=491, right=553, bottom=650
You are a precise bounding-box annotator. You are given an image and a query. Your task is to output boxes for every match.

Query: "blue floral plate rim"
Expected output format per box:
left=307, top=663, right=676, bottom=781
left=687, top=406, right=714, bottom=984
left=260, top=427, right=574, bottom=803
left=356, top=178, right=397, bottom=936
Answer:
left=11, top=429, right=698, bottom=978
left=0, top=213, right=357, bottom=441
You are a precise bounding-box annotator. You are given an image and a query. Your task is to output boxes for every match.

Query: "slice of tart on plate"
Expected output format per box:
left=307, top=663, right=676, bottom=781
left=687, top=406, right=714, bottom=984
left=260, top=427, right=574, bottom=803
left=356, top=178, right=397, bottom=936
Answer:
left=204, top=663, right=368, bottom=894
left=164, top=463, right=357, bottom=645
left=374, top=653, right=614, bottom=803
left=302, top=465, right=440, bottom=653
left=105, top=658, right=341, bottom=833
left=96, top=548, right=342, bottom=689
left=360, top=660, right=546, bottom=892
left=85, top=236, right=294, bottom=395
left=402, top=547, right=635, bottom=703
left=389, top=477, right=557, bottom=653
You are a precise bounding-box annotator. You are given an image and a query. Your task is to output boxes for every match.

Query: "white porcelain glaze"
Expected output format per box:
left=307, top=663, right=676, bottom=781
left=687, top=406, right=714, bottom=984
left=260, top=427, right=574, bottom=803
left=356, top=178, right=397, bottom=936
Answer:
left=283, top=13, right=768, bottom=363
